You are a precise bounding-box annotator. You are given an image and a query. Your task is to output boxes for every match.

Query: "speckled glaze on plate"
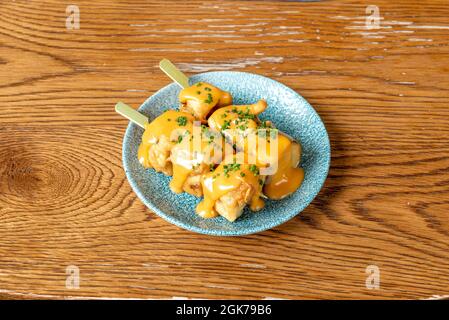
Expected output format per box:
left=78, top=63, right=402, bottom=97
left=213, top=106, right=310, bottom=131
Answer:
left=122, top=71, right=330, bottom=236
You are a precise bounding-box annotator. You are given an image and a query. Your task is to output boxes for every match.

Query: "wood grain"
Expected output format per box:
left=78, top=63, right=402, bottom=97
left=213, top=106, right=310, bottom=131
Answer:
left=1, top=0, right=449, bottom=299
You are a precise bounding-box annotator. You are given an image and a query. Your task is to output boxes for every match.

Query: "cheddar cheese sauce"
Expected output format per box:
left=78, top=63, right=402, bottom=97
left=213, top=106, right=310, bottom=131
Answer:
left=169, top=125, right=224, bottom=196
left=196, top=157, right=265, bottom=222
left=208, top=100, right=267, bottom=132
left=195, top=132, right=304, bottom=220
left=206, top=99, right=304, bottom=200
left=262, top=134, right=304, bottom=200
left=179, top=82, right=233, bottom=122
left=137, top=110, right=194, bottom=170
left=138, top=110, right=223, bottom=197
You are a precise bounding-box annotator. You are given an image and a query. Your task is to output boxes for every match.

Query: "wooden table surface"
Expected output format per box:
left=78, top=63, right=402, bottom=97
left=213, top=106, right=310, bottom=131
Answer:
left=1, top=0, right=448, bottom=300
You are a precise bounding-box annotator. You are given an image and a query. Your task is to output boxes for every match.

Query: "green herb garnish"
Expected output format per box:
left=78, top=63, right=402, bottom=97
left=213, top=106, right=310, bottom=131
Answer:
left=249, top=164, right=259, bottom=176
left=203, top=93, right=213, bottom=104
left=222, top=119, right=231, bottom=130
left=176, top=116, right=188, bottom=126
left=223, top=162, right=241, bottom=178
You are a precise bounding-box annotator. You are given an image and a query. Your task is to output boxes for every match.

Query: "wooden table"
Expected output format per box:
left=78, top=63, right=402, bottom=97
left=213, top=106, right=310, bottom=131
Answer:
left=1, top=0, right=448, bottom=300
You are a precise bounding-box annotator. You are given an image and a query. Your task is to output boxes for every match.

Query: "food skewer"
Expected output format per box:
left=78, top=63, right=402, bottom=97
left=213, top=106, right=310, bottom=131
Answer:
left=115, top=101, right=147, bottom=128
left=115, top=60, right=304, bottom=222
left=159, top=59, right=299, bottom=146
left=160, top=59, right=233, bottom=122
left=116, top=101, right=222, bottom=197
left=157, top=60, right=302, bottom=217
left=159, top=58, right=190, bottom=89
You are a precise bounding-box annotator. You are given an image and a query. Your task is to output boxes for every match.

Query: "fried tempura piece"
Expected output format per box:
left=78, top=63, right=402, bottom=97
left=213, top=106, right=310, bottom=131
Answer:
left=179, top=82, right=233, bottom=122
left=145, top=135, right=173, bottom=175
left=207, top=99, right=267, bottom=132
left=181, top=163, right=210, bottom=197
left=196, top=159, right=265, bottom=222
left=138, top=110, right=194, bottom=176
left=214, top=180, right=255, bottom=222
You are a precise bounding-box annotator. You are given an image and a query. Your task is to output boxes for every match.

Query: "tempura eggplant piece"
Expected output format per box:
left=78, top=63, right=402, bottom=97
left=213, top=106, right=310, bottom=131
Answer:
left=207, top=99, right=267, bottom=133
left=179, top=82, right=233, bottom=122
left=138, top=110, right=194, bottom=175
left=196, top=158, right=265, bottom=222
left=138, top=110, right=223, bottom=197
left=169, top=125, right=224, bottom=197
left=207, top=99, right=267, bottom=151
left=260, top=133, right=304, bottom=200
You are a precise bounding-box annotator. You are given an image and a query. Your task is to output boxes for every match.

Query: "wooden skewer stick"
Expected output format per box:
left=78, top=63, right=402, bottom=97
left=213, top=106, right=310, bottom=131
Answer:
left=159, top=58, right=190, bottom=89
left=115, top=101, right=147, bottom=128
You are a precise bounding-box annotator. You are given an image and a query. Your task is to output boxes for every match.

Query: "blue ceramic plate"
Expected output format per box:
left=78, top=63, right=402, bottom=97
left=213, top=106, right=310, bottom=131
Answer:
left=123, top=71, right=330, bottom=236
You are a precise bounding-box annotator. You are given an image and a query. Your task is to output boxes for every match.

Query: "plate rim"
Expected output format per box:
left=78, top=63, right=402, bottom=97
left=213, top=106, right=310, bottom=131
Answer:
left=122, top=70, right=331, bottom=236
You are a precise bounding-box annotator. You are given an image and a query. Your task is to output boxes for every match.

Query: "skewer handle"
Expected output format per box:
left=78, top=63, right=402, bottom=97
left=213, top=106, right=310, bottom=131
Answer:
left=115, top=102, right=148, bottom=128
left=159, top=58, right=190, bottom=89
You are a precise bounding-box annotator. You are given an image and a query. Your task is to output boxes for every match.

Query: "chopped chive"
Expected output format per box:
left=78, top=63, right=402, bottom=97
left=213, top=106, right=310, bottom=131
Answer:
left=176, top=116, right=188, bottom=126
left=222, top=119, right=231, bottom=130
left=223, top=162, right=241, bottom=178
left=249, top=164, right=259, bottom=176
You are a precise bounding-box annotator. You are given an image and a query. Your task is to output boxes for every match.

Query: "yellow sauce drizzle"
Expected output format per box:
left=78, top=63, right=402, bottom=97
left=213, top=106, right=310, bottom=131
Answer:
left=196, top=157, right=265, bottom=221
left=208, top=99, right=303, bottom=201
left=207, top=100, right=267, bottom=132
left=169, top=127, right=224, bottom=195
left=138, top=109, right=225, bottom=197
left=262, top=135, right=304, bottom=200
left=179, top=82, right=233, bottom=122
left=138, top=110, right=194, bottom=168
